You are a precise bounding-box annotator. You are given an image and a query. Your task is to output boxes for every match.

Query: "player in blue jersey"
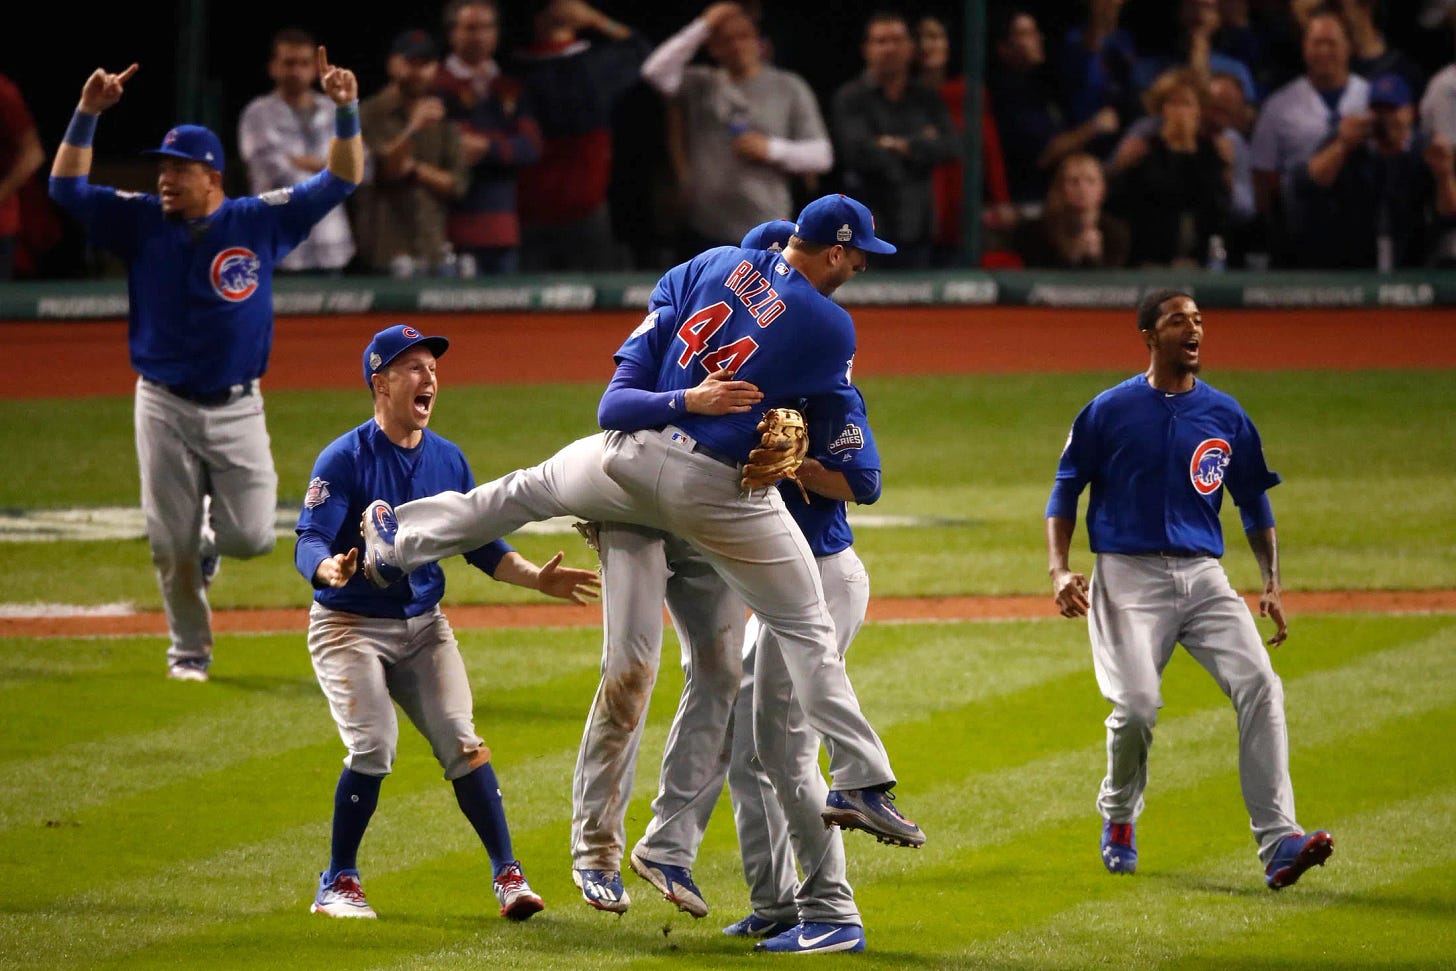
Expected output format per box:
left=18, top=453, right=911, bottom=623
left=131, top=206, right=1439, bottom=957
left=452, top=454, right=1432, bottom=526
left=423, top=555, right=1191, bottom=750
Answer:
left=1044, top=289, right=1334, bottom=890
left=295, top=324, right=600, bottom=920
left=49, top=51, right=363, bottom=682
left=360, top=194, right=926, bottom=856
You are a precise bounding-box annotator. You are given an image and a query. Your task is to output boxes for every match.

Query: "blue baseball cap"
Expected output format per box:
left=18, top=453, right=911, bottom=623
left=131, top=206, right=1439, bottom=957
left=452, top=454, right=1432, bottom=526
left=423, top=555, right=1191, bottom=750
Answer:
left=793, top=194, right=896, bottom=255
left=363, top=324, right=450, bottom=387
left=1369, top=72, right=1412, bottom=108
left=740, top=219, right=797, bottom=252
left=143, top=124, right=225, bottom=172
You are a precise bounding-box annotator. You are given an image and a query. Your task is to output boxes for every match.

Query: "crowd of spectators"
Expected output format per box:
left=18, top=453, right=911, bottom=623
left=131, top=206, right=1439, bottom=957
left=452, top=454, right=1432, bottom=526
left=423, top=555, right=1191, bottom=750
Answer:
left=5, top=0, right=1456, bottom=280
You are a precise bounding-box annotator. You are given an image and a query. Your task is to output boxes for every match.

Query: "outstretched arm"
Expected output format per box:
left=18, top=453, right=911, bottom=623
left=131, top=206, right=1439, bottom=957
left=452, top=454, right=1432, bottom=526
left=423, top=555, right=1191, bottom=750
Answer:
left=492, top=551, right=601, bottom=604
left=52, top=63, right=138, bottom=179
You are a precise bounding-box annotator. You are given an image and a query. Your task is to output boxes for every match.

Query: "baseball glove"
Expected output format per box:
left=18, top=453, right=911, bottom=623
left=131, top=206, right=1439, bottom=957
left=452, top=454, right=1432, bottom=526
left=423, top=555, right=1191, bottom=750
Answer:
left=740, top=407, right=811, bottom=501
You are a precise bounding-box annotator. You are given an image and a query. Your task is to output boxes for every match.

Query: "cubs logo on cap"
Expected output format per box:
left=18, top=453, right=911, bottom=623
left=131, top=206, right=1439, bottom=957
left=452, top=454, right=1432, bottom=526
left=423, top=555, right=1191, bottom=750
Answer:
left=210, top=247, right=260, bottom=302
left=793, top=194, right=896, bottom=254
left=363, top=324, right=450, bottom=386
left=143, top=124, right=225, bottom=172
left=1190, top=438, right=1232, bottom=495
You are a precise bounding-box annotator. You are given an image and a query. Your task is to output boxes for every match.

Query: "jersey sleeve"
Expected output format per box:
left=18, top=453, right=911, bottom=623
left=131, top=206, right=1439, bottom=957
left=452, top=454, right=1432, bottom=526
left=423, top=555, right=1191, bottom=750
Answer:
left=256, top=169, right=356, bottom=255
left=1225, top=410, right=1282, bottom=507
left=1045, top=401, right=1096, bottom=519
left=293, top=443, right=359, bottom=587
left=46, top=177, right=152, bottom=257
left=811, top=386, right=880, bottom=473
left=451, top=453, right=516, bottom=575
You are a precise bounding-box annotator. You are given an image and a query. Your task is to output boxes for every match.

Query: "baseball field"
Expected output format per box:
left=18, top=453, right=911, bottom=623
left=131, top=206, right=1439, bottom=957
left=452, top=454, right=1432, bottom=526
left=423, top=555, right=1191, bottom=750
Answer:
left=1, top=305, right=1454, bottom=969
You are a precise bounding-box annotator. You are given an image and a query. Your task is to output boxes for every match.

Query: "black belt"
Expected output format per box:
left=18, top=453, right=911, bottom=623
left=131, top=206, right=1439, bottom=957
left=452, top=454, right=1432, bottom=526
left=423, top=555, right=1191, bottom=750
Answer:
left=145, top=377, right=254, bottom=407
left=692, top=442, right=740, bottom=468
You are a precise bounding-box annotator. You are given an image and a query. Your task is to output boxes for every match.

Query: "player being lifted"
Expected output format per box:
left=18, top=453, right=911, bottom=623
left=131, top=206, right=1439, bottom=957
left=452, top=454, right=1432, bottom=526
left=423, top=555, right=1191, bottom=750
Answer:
left=1045, top=288, right=1333, bottom=889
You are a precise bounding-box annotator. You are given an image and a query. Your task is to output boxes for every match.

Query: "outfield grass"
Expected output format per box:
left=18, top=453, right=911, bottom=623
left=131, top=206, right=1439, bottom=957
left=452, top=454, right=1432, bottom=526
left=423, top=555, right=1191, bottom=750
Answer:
left=2, top=612, right=1453, bottom=969
left=2, top=370, right=1454, bottom=605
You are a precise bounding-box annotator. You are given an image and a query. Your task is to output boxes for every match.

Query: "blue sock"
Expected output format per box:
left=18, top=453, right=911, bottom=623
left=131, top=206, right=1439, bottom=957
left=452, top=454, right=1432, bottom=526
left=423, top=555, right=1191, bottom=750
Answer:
left=452, top=762, right=514, bottom=876
left=327, top=767, right=382, bottom=880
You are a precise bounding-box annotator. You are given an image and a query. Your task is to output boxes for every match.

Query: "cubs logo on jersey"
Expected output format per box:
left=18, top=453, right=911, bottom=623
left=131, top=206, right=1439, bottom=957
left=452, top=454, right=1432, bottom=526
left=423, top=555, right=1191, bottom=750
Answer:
left=1190, top=438, right=1232, bottom=495
left=210, top=247, right=261, bottom=302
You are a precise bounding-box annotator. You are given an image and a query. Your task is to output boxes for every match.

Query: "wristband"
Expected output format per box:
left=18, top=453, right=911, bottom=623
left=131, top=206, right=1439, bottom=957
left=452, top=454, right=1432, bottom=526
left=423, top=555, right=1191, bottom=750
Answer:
left=64, top=110, right=99, bottom=148
left=335, top=100, right=360, bottom=139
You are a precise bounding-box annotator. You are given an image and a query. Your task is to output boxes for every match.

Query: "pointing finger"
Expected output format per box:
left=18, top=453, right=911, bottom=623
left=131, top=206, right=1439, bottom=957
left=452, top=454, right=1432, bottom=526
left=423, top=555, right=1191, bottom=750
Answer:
left=317, top=45, right=331, bottom=77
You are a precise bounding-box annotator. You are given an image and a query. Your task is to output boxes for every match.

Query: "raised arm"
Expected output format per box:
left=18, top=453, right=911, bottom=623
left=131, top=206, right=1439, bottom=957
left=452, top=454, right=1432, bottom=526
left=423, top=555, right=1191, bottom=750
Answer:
left=317, top=46, right=364, bottom=185
left=51, top=64, right=138, bottom=179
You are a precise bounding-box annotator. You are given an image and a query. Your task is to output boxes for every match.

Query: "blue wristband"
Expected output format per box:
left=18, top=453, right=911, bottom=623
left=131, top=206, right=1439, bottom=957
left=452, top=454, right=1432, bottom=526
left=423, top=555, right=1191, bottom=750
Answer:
left=335, top=100, right=360, bottom=139
left=64, top=110, right=99, bottom=148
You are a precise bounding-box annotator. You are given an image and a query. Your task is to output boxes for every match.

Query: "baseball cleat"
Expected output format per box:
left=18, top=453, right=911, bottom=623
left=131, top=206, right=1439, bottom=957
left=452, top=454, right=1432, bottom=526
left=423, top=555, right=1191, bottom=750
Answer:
left=821, top=788, right=926, bottom=847
left=493, top=861, right=545, bottom=920
left=722, top=912, right=795, bottom=938
left=311, top=869, right=377, bottom=918
left=753, top=921, right=866, bottom=954
left=1101, top=820, right=1138, bottom=874
left=573, top=867, right=630, bottom=913
left=166, top=662, right=209, bottom=683
left=1265, top=830, right=1334, bottom=890
left=628, top=848, right=709, bottom=918
left=360, top=500, right=405, bottom=588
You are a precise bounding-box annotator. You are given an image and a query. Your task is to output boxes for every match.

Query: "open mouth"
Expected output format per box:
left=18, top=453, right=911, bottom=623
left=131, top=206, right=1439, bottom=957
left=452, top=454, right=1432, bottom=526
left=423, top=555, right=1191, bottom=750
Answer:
left=1182, top=340, right=1200, bottom=353
left=413, top=392, right=434, bottom=417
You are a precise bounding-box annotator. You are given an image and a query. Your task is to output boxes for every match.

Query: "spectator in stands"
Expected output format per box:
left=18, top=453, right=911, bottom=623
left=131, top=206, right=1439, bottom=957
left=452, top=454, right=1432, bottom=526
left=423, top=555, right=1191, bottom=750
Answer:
left=436, top=0, right=543, bottom=274
left=1419, top=7, right=1456, bottom=263
left=1133, top=0, right=1259, bottom=104
left=1011, top=152, right=1130, bottom=269
left=0, top=72, right=44, bottom=280
left=1108, top=68, right=1232, bottom=267
left=642, top=2, right=831, bottom=257
left=1295, top=72, right=1456, bottom=268
left=989, top=8, right=1118, bottom=212
left=915, top=13, right=1015, bottom=266
left=238, top=28, right=356, bottom=277
left=1250, top=9, right=1370, bottom=266
left=513, top=0, right=647, bottom=271
left=1058, top=0, right=1139, bottom=131
left=354, top=30, right=469, bottom=277
left=1337, top=0, right=1427, bottom=96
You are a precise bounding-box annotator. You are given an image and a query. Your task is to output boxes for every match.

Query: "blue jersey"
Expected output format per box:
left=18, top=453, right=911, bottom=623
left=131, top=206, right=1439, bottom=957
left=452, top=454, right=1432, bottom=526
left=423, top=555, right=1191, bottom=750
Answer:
left=49, top=170, right=354, bottom=396
left=615, top=245, right=857, bottom=460
left=294, top=420, right=513, bottom=618
left=1046, top=375, right=1280, bottom=557
left=781, top=386, right=881, bottom=557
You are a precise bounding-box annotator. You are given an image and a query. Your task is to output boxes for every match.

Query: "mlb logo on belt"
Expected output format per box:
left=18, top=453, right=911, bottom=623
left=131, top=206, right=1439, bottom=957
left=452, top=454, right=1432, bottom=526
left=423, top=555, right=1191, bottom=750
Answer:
left=670, top=431, right=690, bottom=447
left=210, top=247, right=261, bottom=302
left=1190, top=438, right=1232, bottom=495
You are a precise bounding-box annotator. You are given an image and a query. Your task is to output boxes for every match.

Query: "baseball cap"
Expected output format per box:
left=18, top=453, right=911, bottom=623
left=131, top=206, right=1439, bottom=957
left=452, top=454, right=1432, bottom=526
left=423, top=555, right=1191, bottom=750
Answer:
left=142, top=124, right=225, bottom=172
left=740, top=219, right=796, bottom=253
left=793, top=194, right=896, bottom=255
left=391, top=28, right=439, bottom=60
left=363, top=324, right=450, bottom=387
left=1369, top=72, right=1413, bottom=108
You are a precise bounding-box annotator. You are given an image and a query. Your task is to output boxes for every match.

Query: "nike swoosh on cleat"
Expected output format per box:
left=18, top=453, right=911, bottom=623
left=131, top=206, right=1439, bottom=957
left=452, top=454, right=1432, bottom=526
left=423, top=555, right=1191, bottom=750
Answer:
left=798, top=930, right=841, bottom=948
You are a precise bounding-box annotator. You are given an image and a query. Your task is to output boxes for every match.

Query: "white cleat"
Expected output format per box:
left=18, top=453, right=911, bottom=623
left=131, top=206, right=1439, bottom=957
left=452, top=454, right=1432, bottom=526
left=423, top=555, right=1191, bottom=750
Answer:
left=311, top=870, right=377, bottom=918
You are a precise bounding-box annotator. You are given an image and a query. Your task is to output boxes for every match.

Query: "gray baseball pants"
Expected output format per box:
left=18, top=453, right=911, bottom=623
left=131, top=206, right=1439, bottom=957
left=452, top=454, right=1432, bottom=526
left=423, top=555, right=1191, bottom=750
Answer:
left=390, top=428, right=895, bottom=791
left=1088, top=553, right=1302, bottom=864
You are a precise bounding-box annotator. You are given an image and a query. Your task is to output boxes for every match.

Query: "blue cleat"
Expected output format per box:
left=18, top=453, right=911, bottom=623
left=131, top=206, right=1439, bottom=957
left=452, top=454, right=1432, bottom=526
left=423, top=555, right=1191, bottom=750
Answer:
left=573, top=867, right=630, bottom=913
left=753, top=921, right=866, bottom=954
left=821, top=788, right=925, bottom=847
left=1101, top=820, right=1138, bottom=874
left=628, top=848, right=708, bottom=917
left=722, top=912, right=795, bottom=938
left=1265, top=830, right=1334, bottom=890
left=360, top=500, right=405, bottom=588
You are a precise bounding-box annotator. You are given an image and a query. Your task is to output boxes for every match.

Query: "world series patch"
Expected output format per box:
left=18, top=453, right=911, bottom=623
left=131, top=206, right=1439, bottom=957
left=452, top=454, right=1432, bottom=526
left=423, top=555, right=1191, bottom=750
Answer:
left=304, top=476, right=331, bottom=508
left=828, top=423, right=864, bottom=454
left=1189, top=438, right=1232, bottom=495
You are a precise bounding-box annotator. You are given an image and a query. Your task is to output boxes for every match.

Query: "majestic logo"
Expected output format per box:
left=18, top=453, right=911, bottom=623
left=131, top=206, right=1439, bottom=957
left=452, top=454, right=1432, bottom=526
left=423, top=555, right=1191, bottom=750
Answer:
left=836, top=223, right=853, bottom=242
left=828, top=423, right=864, bottom=454
left=1190, top=438, right=1232, bottom=495
left=304, top=476, right=331, bottom=509
left=210, top=247, right=260, bottom=302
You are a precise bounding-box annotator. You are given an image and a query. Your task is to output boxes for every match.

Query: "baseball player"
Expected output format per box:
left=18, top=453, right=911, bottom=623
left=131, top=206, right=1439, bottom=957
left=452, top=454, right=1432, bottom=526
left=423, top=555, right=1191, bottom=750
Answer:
left=49, top=51, right=362, bottom=682
left=296, top=324, right=600, bottom=920
left=1045, top=288, right=1334, bottom=890
left=359, top=193, right=926, bottom=853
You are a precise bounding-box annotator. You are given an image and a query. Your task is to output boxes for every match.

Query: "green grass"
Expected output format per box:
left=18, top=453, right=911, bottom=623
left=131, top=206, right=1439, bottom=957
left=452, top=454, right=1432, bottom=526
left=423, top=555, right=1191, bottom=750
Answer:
left=1, top=370, right=1454, bottom=605
left=2, top=612, right=1454, bottom=969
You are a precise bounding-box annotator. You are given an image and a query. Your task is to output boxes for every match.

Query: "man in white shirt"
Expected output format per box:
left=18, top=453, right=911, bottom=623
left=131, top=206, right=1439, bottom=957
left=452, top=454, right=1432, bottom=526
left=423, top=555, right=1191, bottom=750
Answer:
left=237, top=27, right=356, bottom=274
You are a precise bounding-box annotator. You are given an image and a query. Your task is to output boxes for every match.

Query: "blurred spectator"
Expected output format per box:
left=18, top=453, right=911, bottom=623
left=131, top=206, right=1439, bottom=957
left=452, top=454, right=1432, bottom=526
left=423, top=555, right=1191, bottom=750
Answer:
left=832, top=11, right=961, bottom=269
left=1296, top=73, right=1456, bottom=267
left=1010, top=152, right=1130, bottom=268
left=642, top=2, right=831, bottom=257
left=1108, top=68, right=1232, bottom=267
left=1132, top=0, right=1259, bottom=103
left=1337, top=0, right=1427, bottom=96
left=436, top=0, right=543, bottom=274
left=238, top=27, right=356, bottom=276
left=1250, top=10, right=1370, bottom=266
left=1419, top=13, right=1456, bottom=263
left=989, top=8, right=1118, bottom=211
left=915, top=14, right=1016, bottom=266
left=1058, top=0, right=1139, bottom=129
left=513, top=0, right=647, bottom=271
left=353, top=30, right=469, bottom=277
left=0, top=72, right=44, bottom=280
